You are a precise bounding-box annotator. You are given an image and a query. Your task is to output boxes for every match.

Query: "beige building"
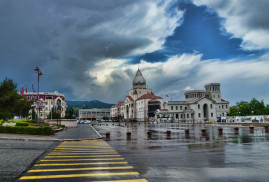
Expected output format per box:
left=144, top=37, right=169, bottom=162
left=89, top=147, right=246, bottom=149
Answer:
left=111, top=69, right=163, bottom=122
left=155, top=83, right=229, bottom=123
left=23, top=91, right=67, bottom=119
left=110, top=101, right=124, bottom=121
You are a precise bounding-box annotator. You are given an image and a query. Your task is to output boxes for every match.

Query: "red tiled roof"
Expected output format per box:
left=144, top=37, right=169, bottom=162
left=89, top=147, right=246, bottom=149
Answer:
left=137, top=93, right=162, bottom=100
left=221, top=98, right=227, bottom=101
left=118, top=101, right=124, bottom=105
left=126, top=96, right=134, bottom=101
left=160, top=109, right=168, bottom=111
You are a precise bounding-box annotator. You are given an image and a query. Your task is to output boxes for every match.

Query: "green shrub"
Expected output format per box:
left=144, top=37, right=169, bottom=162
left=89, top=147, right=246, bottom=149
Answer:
left=15, top=121, right=29, bottom=127
left=0, top=126, right=53, bottom=135
left=0, top=120, right=3, bottom=126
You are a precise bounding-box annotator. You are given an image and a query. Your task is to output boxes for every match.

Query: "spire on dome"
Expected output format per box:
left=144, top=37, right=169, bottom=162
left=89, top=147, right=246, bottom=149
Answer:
left=133, top=69, right=146, bottom=89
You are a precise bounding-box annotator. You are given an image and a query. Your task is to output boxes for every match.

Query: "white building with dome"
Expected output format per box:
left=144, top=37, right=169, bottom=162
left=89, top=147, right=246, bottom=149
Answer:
left=111, top=69, right=163, bottom=122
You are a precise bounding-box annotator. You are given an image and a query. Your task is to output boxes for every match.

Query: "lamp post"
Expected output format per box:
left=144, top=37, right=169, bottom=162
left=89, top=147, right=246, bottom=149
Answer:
left=34, top=66, right=43, bottom=124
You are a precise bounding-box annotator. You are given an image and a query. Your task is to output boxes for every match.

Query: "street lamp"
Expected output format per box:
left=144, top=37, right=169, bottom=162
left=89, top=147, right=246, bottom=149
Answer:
left=34, top=66, right=43, bottom=124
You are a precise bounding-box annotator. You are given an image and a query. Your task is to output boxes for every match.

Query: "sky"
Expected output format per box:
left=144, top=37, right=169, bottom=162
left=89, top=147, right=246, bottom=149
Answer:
left=1, top=0, right=269, bottom=105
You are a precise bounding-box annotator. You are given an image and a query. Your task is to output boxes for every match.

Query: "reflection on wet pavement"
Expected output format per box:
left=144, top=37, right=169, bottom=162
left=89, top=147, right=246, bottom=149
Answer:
left=92, top=122, right=269, bottom=182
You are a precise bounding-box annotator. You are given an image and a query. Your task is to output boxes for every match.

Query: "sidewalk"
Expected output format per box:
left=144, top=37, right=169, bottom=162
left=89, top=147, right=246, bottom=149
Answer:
left=0, top=124, right=102, bottom=141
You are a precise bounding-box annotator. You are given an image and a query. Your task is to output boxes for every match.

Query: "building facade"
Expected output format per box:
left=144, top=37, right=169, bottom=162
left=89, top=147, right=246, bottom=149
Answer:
left=111, top=69, right=163, bottom=122
left=110, top=101, right=124, bottom=121
left=79, top=108, right=110, bottom=121
left=155, top=83, right=229, bottom=123
left=23, top=91, right=67, bottom=120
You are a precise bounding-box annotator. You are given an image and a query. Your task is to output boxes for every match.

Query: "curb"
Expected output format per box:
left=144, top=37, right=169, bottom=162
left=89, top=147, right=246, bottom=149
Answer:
left=0, top=124, right=104, bottom=142
left=0, top=137, right=103, bottom=142
left=89, top=124, right=103, bottom=138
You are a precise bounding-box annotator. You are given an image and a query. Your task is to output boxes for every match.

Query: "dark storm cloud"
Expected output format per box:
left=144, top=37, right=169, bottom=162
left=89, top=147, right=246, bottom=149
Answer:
left=0, top=0, right=182, bottom=102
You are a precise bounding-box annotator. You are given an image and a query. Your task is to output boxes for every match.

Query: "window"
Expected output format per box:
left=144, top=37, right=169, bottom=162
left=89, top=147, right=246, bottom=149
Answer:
left=176, top=106, right=178, bottom=110
left=198, top=113, right=201, bottom=118
left=198, top=104, right=200, bottom=109
left=181, top=114, right=183, bottom=118
left=222, top=105, right=224, bottom=109
left=213, top=95, right=215, bottom=98
left=187, top=114, right=189, bottom=118
left=176, top=114, right=178, bottom=119
left=210, top=104, right=213, bottom=109
left=185, top=107, right=187, bottom=110
left=226, top=105, right=228, bottom=109
left=211, top=113, right=213, bottom=117
left=171, top=106, right=173, bottom=110
left=218, top=95, right=220, bottom=98
left=180, top=106, right=182, bottom=110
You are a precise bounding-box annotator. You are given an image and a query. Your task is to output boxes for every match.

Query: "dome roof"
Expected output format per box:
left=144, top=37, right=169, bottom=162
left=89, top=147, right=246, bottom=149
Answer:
left=133, top=69, right=146, bottom=85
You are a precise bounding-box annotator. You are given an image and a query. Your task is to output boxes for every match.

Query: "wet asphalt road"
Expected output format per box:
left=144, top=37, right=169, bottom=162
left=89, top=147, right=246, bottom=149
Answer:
left=0, top=140, right=58, bottom=182
left=0, top=124, right=99, bottom=182
left=2, top=123, right=269, bottom=182
left=93, top=122, right=269, bottom=182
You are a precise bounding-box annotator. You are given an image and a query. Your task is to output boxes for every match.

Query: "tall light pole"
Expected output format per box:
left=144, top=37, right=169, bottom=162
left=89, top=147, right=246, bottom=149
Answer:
left=34, top=66, right=43, bottom=123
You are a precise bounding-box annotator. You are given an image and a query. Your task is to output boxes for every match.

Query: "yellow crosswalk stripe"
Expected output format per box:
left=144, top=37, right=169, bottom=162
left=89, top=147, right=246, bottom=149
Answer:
left=29, top=166, right=134, bottom=172
left=48, top=152, right=118, bottom=155
left=35, top=162, right=128, bottom=166
left=41, top=158, right=124, bottom=161
left=45, top=155, right=121, bottom=158
left=57, top=146, right=112, bottom=149
left=55, top=148, right=114, bottom=151
left=19, top=172, right=140, bottom=180
left=85, top=179, right=148, bottom=182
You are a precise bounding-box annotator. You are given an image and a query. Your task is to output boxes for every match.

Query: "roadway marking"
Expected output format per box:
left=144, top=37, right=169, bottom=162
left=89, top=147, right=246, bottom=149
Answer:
left=41, top=158, right=124, bottom=162
left=35, top=162, right=128, bottom=166
left=48, top=152, right=118, bottom=155
left=29, top=166, right=134, bottom=172
left=19, top=140, right=147, bottom=181
left=56, top=146, right=112, bottom=149
left=85, top=180, right=148, bottom=182
left=45, top=155, right=121, bottom=158
left=19, top=172, right=140, bottom=180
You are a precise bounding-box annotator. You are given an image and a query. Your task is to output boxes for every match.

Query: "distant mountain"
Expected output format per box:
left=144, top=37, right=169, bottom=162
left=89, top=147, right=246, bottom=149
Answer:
left=67, top=100, right=114, bottom=108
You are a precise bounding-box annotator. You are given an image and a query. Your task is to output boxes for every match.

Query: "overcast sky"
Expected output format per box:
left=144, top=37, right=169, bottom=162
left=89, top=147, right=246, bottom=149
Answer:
left=1, top=0, right=269, bottom=105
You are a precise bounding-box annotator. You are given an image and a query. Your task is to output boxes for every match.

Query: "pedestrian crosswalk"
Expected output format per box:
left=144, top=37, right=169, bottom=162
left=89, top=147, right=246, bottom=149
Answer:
left=19, top=140, right=147, bottom=182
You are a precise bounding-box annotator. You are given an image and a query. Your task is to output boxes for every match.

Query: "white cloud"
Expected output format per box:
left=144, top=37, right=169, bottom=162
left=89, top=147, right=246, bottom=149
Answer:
left=184, top=86, right=193, bottom=91
left=192, top=0, right=269, bottom=50
left=92, top=53, right=269, bottom=104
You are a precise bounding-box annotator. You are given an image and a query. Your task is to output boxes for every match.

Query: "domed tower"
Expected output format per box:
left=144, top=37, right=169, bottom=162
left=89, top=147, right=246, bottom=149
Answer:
left=133, top=69, right=146, bottom=89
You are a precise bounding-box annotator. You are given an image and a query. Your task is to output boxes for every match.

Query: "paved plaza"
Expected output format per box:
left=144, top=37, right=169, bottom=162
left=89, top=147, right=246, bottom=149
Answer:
left=1, top=123, right=269, bottom=181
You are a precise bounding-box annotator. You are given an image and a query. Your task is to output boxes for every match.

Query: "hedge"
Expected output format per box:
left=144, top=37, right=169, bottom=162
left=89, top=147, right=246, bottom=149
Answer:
left=15, top=121, right=30, bottom=127
left=0, top=120, right=3, bottom=126
left=0, top=126, right=53, bottom=135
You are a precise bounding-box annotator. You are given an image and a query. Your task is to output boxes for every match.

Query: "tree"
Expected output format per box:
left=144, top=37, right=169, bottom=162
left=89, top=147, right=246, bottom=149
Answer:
left=228, top=98, right=269, bottom=116
left=47, top=107, right=60, bottom=119
left=227, top=106, right=238, bottom=116
left=65, top=107, right=74, bottom=119
left=0, top=78, right=32, bottom=120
